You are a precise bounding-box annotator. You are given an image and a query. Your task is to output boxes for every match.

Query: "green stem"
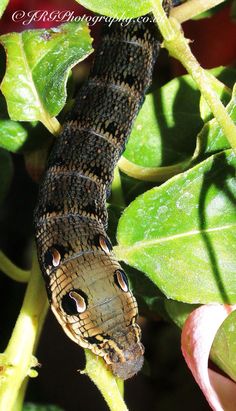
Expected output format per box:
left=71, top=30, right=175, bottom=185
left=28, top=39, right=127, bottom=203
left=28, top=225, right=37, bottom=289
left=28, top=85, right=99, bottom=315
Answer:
left=0, top=0, right=8, bottom=18
left=0, top=250, right=30, bottom=282
left=152, top=0, right=175, bottom=40
left=84, top=350, right=127, bottom=411
left=111, top=166, right=125, bottom=208
left=151, top=0, right=236, bottom=150
left=207, top=72, right=232, bottom=100
left=41, top=114, right=61, bottom=136
left=118, top=155, right=190, bottom=182
left=0, top=251, right=48, bottom=410
left=13, top=380, right=28, bottom=411
left=171, top=0, right=226, bottom=23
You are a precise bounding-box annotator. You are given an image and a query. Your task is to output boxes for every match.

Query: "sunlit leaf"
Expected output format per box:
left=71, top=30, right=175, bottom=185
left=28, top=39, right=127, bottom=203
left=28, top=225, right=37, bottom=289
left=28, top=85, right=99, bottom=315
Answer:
left=115, top=149, right=236, bottom=304
left=0, top=21, right=93, bottom=124
left=0, top=120, right=28, bottom=152
left=120, top=67, right=236, bottom=181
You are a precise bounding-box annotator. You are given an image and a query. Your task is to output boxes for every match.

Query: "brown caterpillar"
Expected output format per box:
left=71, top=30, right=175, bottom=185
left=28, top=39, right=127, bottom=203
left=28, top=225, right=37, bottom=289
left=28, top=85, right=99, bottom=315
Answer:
left=34, top=1, right=172, bottom=380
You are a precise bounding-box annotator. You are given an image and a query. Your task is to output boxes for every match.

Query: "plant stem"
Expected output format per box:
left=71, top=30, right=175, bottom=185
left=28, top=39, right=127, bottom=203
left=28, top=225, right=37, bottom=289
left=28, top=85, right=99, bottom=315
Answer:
left=13, top=380, right=28, bottom=411
left=42, top=114, right=61, bottom=136
left=0, top=0, right=8, bottom=18
left=111, top=166, right=126, bottom=208
left=84, top=350, right=128, bottom=411
left=0, top=251, right=48, bottom=410
left=0, top=250, right=30, bottom=282
left=118, top=156, right=190, bottom=182
left=151, top=0, right=236, bottom=150
left=171, top=0, right=226, bottom=23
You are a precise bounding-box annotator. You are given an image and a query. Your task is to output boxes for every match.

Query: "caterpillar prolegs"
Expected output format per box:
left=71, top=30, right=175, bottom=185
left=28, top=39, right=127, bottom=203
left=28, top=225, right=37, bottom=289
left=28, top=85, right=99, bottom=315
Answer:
left=34, top=1, right=173, bottom=380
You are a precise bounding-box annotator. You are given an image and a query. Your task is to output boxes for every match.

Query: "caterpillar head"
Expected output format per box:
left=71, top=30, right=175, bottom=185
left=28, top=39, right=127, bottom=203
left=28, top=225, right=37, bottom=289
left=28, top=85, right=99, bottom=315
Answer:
left=46, top=248, right=144, bottom=379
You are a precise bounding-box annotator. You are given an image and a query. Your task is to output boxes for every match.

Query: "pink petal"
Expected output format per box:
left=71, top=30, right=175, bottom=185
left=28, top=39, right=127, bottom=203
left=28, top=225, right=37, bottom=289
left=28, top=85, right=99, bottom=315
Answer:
left=181, top=304, right=236, bottom=411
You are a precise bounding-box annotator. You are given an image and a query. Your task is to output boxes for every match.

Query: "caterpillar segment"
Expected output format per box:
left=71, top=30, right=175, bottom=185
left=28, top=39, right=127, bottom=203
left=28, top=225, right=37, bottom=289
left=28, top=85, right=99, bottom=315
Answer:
left=34, top=2, right=172, bottom=380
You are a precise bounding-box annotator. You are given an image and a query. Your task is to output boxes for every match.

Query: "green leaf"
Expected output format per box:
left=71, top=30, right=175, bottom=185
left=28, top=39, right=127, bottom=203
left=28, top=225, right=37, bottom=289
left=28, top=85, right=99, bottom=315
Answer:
left=0, top=148, right=13, bottom=204
left=23, top=404, right=64, bottom=411
left=0, top=21, right=93, bottom=125
left=115, top=149, right=236, bottom=304
left=0, top=119, right=52, bottom=153
left=211, top=310, right=236, bottom=383
left=164, top=299, right=199, bottom=328
left=120, top=66, right=236, bottom=182
left=0, top=89, right=53, bottom=152
left=0, top=0, right=8, bottom=18
left=0, top=119, right=29, bottom=152
left=76, top=0, right=152, bottom=18
left=124, top=74, right=202, bottom=168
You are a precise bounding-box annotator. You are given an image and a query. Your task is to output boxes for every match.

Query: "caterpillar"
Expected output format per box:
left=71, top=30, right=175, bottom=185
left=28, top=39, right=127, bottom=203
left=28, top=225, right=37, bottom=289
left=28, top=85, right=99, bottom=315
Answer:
left=34, top=1, right=173, bottom=380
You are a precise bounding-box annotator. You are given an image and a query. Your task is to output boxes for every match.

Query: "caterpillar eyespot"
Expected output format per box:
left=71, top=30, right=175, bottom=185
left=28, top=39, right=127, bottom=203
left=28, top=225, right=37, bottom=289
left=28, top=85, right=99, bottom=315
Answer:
left=34, top=1, right=173, bottom=380
left=114, top=270, right=129, bottom=293
left=61, top=289, right=88, bottom=315
left=44, top=244, right=70, bottom=269
left=51, top=249, right=61, bottom=267
left=44, top=247, right=61, bottom=268
left=97, top=234, right=112, bottom=253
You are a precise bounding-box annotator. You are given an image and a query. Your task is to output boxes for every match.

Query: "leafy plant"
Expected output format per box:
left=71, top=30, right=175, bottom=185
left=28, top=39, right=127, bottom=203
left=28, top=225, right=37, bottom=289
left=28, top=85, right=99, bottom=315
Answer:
left=0, top=0, right=235, bottom=410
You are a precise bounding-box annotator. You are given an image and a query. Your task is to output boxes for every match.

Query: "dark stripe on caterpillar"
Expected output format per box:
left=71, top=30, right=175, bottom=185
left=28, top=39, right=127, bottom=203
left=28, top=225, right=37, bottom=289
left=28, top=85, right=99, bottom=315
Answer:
left=34, top=1, right=172, bottom=380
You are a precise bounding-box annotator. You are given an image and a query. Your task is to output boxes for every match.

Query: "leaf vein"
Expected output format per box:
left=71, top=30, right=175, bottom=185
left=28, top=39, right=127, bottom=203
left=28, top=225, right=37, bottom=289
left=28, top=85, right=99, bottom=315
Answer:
left=120, top=223, right=235, bottom=253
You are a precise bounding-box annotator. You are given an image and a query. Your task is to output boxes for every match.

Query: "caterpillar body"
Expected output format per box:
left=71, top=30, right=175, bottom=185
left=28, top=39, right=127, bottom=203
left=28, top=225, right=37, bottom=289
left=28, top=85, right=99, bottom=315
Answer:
left=34, top=1, right=172, bottom=380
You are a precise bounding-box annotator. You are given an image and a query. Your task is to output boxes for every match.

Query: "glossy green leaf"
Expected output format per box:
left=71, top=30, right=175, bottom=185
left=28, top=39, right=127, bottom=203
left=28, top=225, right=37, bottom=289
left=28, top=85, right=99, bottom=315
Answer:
left=124, top=74, right=202, bottom=168
left=0, top=21, right=93, bottom=123
left=121, top=67, right=236, bottom=182
left=0, top=120, right=28, bottom=152
left=211, top=310, right=236, bottom=383
left=0, top=148, right=13, bottom=204
left=108, top=205, right=167, bottom=318
left=0, top=119, right=52, bottom=153
left=0, top=90, right=53, bottom=152
left=115, top=149, right=236, bottom=304
left=77, top=0, right=152, bottom=18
